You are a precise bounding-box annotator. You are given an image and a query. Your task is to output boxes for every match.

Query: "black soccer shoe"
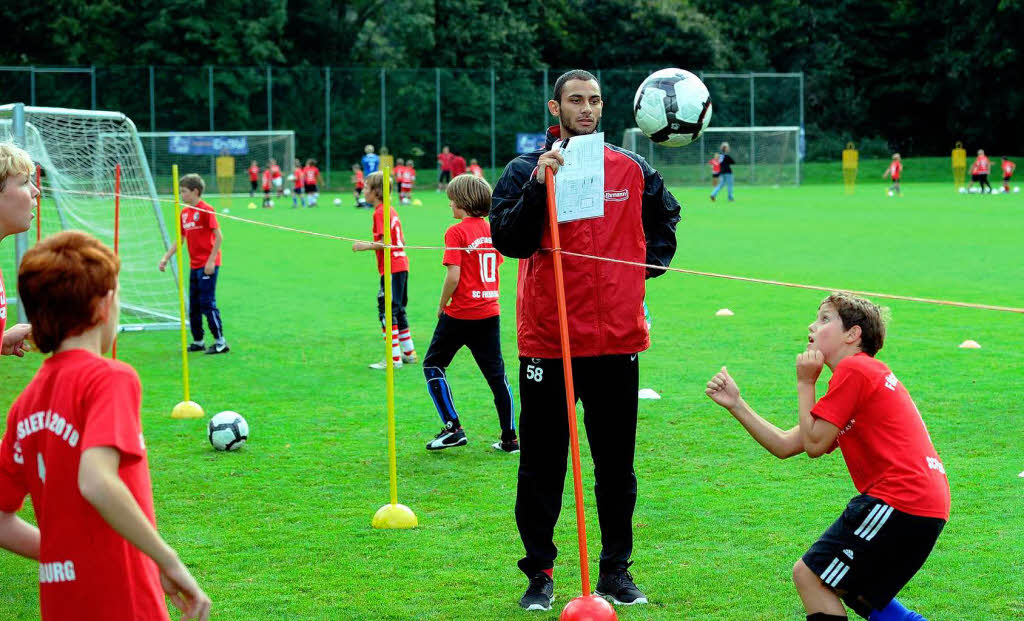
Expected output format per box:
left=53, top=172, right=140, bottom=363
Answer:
left=187, top=342, right=206, bottom=352
left=519, top=572, right=554, bottom=611
left=491, top=439, right=520, bottom=453
left=595, top=563, right=648, bottom=605
left=205, top=342, right=230, bottom=355
left=425, top=427, right=467, bottom=451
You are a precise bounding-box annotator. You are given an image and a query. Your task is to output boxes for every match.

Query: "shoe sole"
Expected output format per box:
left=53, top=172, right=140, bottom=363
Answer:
left=491, top=443, right=520, bottom=454
left=520, top=597, right=554, bottom=611
left=595, top=591, right=648, bottom=606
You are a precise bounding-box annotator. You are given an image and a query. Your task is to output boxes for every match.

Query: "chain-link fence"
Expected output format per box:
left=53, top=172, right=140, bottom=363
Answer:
left=0, top=66, right=803, bottom=187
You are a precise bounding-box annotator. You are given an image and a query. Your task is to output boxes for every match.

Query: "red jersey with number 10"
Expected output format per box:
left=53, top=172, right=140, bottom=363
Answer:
left=442, top=217, right=502, bottom=319
left=0, top=350, right=168, bottom=621
left=372, top=204, right=409, bottom=275
left=811, top=353, right=950, bottom=520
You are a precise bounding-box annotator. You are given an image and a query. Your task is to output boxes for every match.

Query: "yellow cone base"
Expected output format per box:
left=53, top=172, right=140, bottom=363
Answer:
left=171, top=400, right=205, bottom=419
left=372, top=503, right=418, bottom=529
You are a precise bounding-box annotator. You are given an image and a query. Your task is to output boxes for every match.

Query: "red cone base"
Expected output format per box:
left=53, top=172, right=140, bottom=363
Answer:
left=560, top=594, right=618, bottom=621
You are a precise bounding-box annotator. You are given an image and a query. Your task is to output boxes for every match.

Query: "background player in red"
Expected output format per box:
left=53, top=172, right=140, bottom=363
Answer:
left=351, top=171, right=417, bottom=369
left=972, top=149, right=992, bottom=193
left=400, top=159, right=417, bottom=204
left=247, top=160, right=259, bottom=197
left=269, top=158, right=283, bottom=196
left=1000, top=156, right=1015, bottom=192
left=450, top=150, right=467, bottom=178
left=706, top=292, right=949, bottom=621
left=0, top=143, right=35, bottom=361
left=437, top=145, right=454, bottom=191
left=468, top=158, right=484, bottom=179
left=708, top=154, right=721, bottom=187
left=422, top=174, right=517, bottom=453
left=291, top=158, right=306, bottom=208
left=882, top=153, right=902, bottom=196
left=0, top=230, right=211, bottom=621
left=260, top=166, right=273, bottom=208
left=352, top=163, right=366, bottom=207
left=158, top=173, right=229, bottom=355
left=303, top=158, right=323, bottom=207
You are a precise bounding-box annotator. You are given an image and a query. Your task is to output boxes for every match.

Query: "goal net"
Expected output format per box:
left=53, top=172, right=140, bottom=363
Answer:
left=136, top=131, right=295, bottom=195
left=622, top=126, right=801, bottom=187
left=0, top=104, right=180, bottom=330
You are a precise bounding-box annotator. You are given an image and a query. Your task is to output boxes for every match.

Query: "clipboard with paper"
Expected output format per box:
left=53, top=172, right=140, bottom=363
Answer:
left=554, top=132, right=605, bottom=223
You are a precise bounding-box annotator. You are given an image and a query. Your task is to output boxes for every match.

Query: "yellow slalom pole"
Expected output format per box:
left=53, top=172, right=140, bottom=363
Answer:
left=170, top=165, right=204, bottom=420
left=373, top=166, right=417, bottom=529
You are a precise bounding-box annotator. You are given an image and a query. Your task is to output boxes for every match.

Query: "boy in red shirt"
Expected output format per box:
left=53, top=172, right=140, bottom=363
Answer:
left=304, top=158, right=323, bottom=207
left=158, top=174, right=229, bottom=354
left=468, top=158, right=484, bottom=179
left=422, top=174, right=517, bottom=452
left=882, top=153, right=902, bottom=196
left=0, top=143, right=36, bottom=361
left=450, top=151, right=467, bottom=178
left=401, top=159, right=417, bottom=204
left=291, top=158, right=306, bottom=208
left=972, top=149, right=992, bottom=193
left=352, top=171, right=417, bottom=369
left=247, top=160, right=259, bottom=197
left=351, top=164, right=366, bottom=207
left=706, top=293, right=949, bottom=621
left=260, top=166, right=273, bottom=208
left=269, top=158, right=283, bottom=196
left=1000, top=156, right=1015, bottom=193
left=708, top=155, right=721, bottom=187
left=0, top=230, right=211, bottom=621
left=437, top=145, right=453, bottom=191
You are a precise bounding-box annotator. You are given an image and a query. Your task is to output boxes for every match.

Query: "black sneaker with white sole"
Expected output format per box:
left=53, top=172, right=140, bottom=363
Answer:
left=425, top=427, right=467, bottom=451
left=187, top=342, right=205, bottom=352
left=491, top=439, right=520, bottom=453
left=205, top=342, right=230, bottom=355
left=519, top=572, right=554, bottom=611
left=595, top=563, right=647, bottom=605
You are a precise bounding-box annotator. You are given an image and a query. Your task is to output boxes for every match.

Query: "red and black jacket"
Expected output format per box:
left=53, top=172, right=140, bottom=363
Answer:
left=490, top=126, right=681, bottom=358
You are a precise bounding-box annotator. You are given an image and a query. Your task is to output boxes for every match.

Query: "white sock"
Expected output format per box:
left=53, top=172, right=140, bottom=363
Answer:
left=399, top=329, right=415, bottom=355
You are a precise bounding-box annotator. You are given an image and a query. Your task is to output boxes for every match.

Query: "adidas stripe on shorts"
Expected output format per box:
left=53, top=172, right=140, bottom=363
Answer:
left=802, top=494, right=945, bottom=618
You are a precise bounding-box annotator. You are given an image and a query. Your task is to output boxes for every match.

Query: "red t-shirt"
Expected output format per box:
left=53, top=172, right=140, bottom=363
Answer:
left=811, top=353, right=950, bottom=520
left=0, top=268, right=7, bottom=338
left=294, top=167, right=305, bottom=189
left=442, top=218, right=501, bottom=319
left=437, top=152, right=454, bottom=171
left=404, top=167, right=416, bottom=186
left=353, top=170, right=364, bottom=189
left=974, top=156, right=990, bottom=174
left=261, top=169, right=272, bottom=191
left=270, top=164, right=281, bottom=179
left=393, top=165, right=406, bottom=184
left=304, top=166, right=319, bottom=186
left=887, top=161, right=902, bottom=179
left=0, top=350, right=168, bottom=621
left=372, top=204, right=409, bottom=275
left=180, top=200, right=221, bottom=269
left=469, top=164, right=484, bottom=178
left=247, top=164, right=259, bottom=182
left=708, top=157, right=721, bottom=174
left=451, top=156, right=467, bottom=177
left=1002, top=160, right=1015, bottom=177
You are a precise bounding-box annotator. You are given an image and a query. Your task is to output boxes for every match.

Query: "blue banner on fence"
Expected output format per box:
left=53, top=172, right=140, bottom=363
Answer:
left=516, top=133, right=546, bottom=154
left=168, top=135, right=249, bottom=156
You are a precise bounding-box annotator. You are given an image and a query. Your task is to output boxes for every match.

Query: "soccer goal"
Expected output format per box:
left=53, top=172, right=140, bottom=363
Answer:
left=622, top=126, right=801, bottom=186
left=0, top=103, right=180, bottom=330
left=136, top=131, right=295, bottom=195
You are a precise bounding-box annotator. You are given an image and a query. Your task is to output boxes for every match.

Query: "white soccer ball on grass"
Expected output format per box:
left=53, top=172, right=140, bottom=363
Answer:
left=209, top=411, right=248, bottom=451
left=333, top=198, right=342, bottom=206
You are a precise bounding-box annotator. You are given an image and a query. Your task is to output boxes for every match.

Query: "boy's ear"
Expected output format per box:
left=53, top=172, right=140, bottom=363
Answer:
left=94, top=290, right=115, bottom=324
left=844, top=324, right=863, bottom=345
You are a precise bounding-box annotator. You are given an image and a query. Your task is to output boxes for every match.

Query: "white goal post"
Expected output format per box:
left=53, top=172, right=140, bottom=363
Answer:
left=0, top=103, right=181, bottom=330
left=622, top=126, right=801, bottom=186
left=135, top=130, right=295, bottom=195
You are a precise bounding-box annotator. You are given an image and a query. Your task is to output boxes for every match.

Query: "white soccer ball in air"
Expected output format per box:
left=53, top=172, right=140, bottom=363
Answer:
left=208, top=411, right=249, bottom=451
left=633, top=68, right=713, bottom=147
left=333, top=198, right=342, bottom=206
left=283, top=188, right=291, bottom=196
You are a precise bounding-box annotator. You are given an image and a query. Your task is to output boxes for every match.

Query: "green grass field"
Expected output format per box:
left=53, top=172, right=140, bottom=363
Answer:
left=1, top=181, right=1022, bottom=620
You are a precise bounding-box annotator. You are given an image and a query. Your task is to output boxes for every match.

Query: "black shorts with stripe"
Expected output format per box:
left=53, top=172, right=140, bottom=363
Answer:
left=802, top=494, right=945, bottom=619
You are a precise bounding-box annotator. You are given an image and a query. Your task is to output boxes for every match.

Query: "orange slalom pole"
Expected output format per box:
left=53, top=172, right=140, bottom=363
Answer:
left=35, top=165, right=41, bottom=243
left=112, top=164, right=121, bottom=359
left=544, top=174, right=592, bottom=596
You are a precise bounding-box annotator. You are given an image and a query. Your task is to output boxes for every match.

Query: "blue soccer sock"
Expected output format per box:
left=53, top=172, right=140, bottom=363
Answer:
left=869, top=599, right=927, bottom=621
left=424, top=366, right=460, bottom=428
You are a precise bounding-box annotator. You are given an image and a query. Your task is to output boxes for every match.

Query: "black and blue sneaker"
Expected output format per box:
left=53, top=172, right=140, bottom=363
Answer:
left=595, top=563, right=648, bottom=605
left=519, top=572, right=554, bottom=611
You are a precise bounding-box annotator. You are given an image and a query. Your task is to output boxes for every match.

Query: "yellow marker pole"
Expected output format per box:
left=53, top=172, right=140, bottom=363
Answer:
left=170, top=164, right=204, bottom=420
left=952, top=141, right=967, bottom=190
left=373, top=166, right=417, bottom=529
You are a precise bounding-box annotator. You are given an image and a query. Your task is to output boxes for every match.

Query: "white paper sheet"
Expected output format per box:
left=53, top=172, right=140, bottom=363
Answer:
left=554, top=132, right=605, bottom=223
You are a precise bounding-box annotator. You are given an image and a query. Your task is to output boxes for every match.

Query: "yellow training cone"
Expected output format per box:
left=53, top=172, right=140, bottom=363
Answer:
left=372, top=503, right=418, bottom=529
left=171, top=400, right=205, bottom=419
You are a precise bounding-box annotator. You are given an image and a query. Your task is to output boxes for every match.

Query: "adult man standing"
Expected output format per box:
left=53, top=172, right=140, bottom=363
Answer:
left=490, top=70, right=680, bottom=611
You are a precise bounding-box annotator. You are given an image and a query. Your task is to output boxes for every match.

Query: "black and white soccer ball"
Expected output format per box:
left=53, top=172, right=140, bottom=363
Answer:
left=208, top=411, right=249, bottom=451
left=633, top=68, right=713, bottom=147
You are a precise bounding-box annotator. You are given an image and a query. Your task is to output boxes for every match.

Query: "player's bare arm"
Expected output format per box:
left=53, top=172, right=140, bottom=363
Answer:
left=158, top=242, right=178, bottom=271
left=438, top=265, right=461, bottom=317
left=796, top=350, right=841, bottom=456
left=79, top=446, right=211, bottom=620
left=204, top=229, right=223, bottom=276
left=2, top=323, right=32, bottom=356
left=0, top=510, right=40, bottom=559
left=706, top=366, right=804, bottom=459
left=352, top=241, right=384, bottom=252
